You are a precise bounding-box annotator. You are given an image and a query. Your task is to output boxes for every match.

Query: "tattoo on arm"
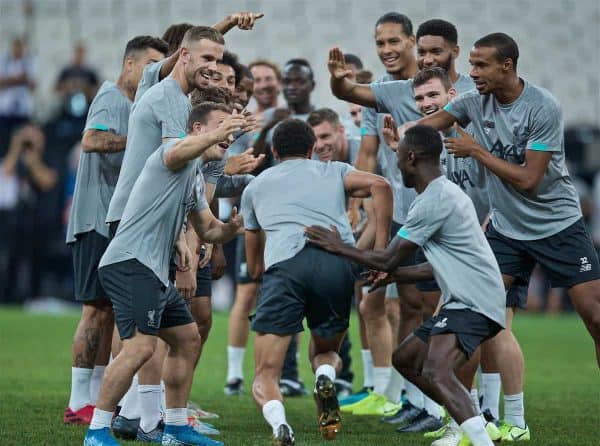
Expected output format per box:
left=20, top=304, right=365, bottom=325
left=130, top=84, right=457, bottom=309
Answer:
left=83, top=130, right=127, bottom=153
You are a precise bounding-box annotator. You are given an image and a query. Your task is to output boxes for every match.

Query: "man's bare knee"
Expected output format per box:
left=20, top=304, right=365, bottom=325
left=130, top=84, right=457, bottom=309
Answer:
left=422, top=357, right=448, bottom=385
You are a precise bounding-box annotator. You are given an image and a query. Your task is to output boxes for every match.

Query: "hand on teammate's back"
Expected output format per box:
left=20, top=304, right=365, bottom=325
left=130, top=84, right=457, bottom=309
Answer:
left=327, top=47, right=354, bottom=80
left=304, top=225, right=344, bottom=253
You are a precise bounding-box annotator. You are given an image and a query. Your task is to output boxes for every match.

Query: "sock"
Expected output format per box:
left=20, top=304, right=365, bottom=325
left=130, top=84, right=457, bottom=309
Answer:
left=138, top=384, right=162, bottom=432
left=460, top=415, right=494, bottom=446
left=69, top=367, right=93, bottom=411
left=227, top=346, right=246, bottom=382
left=118, top=375, right=139, bottom=419
left=405, top=381, right=425, bottom=409
left=262, top=400, right=290, bottom=435
left=449, top=417, right=459, bottom=430
left=165, top=408, right=188, bottom=426
left=160, top=380, right=166, bottom=413
left=424, top=395, right=442, bottom=419
left=89, top=408, right=113, bottom=430
left=89, top=366, right=106, bottom=405
left=360, top=349, right=374, bottom=388
left=480, top=373, right=501, bottom=419
left=315, top=364, right=336, bottom=383
left=373, top=367, right=391, bottom=395
left=470, top=388, right=480, bottom=413
left=383, top=368, right=404, bottom=403
left=504, top=393, right=525, bottom=428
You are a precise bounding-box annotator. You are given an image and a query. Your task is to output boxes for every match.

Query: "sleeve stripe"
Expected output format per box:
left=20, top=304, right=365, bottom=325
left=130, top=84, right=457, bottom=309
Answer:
left=397, top=227, right=410, bottom=239
left=90, top=124, right=109, bottom=131
left=528, top=142, right=550, bottom=151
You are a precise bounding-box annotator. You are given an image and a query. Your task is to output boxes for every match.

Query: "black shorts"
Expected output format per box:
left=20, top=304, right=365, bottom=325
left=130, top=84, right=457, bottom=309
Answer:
left=414, top=248, right=439, bottom=292
left=414, top=308, right=502, bottom=359
left=108, top=221, right=119, bottom=240
left=251, top=245, right=357, bottom=339
left=99, top=259, right=194, bottom=339
left=486, top=218, right=600, bottom=289
left=195, top=264, right=212, bottom=297
left=505, top=282, right=529, bottom=309
left=235, top=234, right=261, bottom=284
left=71, top=230, right=109, bottom=302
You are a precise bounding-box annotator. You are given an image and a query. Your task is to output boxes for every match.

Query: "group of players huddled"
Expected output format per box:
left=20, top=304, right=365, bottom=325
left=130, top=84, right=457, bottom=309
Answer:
left=62, top=9, right=600, bottom=446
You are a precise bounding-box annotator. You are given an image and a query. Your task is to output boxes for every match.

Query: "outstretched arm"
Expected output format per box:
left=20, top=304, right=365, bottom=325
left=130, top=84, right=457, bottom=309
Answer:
left=212, top=12, right=265, bottom=34
left=189, top=206, right=243, bottom=245
left=305, top=225, right=419, bottom=273
left=328, top=47, right=377, bottom=108
left=444, top=127, right=552, bottom=193
left=163, top=113, right=246, bottom=170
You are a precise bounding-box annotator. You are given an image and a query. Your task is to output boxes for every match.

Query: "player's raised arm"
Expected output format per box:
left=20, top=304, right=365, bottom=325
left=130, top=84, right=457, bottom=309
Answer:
left=164, top=112, right=246, bottom=171
left=328, top=47, right=377, bottom=108
left=416, top=108, right=457, bottom=132
left=212, top=12, right=265, bottom=34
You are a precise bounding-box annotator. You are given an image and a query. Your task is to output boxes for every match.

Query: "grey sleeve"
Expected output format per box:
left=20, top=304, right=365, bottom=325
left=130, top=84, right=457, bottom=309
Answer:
left=194, top=173, right=210, bottom=212
left=443, top=91, right=478, bottom=127
left=240, top=185, right=260, bottom=230
left=360, top=106, right=379, bottom=137
left=135, top=60, right=166, bottom=102
left=84, top=91, right=122, bottom=133
left=332, top=161, right=356, bottom=180
left=214, top=174, right=255, bottom=198
left=397, top=197, right=449, bottom=246
left=526, top=101, right=563, bottom=153
left=370, top=80, right=411, bottom=114
left=201, top=160, right=225, bottom=184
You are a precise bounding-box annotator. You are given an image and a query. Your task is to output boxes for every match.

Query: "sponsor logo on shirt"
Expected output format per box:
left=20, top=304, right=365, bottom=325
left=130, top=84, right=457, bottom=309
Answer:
left=489, top=126, right=529, bottom=164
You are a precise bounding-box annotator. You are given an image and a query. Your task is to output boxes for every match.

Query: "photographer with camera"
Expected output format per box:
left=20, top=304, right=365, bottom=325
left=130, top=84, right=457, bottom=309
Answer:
left=0, top=124, right=57, bottom=303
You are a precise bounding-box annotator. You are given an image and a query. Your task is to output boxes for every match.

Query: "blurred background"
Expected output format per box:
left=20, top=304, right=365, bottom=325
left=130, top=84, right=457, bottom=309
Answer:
left=1, top=0, right=599, bottom=314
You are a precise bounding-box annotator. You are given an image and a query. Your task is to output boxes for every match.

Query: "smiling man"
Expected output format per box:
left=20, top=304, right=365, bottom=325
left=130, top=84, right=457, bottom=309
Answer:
left=249, top=59, right=281, bottom=113
left=84, top=102, right=245, bottom=446
left=416, top=32, right=600, bottom=442
left=305, top=125, right=505, bottom=446
left=308, top=108, right=360, bottom=164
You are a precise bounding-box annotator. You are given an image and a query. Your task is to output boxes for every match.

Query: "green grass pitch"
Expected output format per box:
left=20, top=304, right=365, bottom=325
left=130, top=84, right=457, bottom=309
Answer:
left=0, top=308, right=598, bottom=445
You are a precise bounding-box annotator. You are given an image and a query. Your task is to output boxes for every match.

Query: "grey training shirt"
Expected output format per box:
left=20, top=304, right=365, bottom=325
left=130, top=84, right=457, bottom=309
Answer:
left=398, top=176, right=506, bottom=327
left=444, top=80, right=581, bottom=240
left=106, top=77, right=191, bottom=223
left=66, top=81, right=131, bottom=242
left=241, top=159, right=355, bottom=270
left=100, top=140, right=209, bottom=286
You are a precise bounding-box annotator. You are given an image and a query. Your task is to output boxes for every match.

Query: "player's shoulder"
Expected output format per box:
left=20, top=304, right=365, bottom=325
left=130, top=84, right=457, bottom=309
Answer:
left=91, top=81, right=130, bottom=107
left=522, top=81, right=562, bottom=115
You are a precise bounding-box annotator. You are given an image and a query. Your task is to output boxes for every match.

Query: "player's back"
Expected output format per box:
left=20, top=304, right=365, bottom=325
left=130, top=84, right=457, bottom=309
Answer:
left=241, top=159, right=355, bottom=270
